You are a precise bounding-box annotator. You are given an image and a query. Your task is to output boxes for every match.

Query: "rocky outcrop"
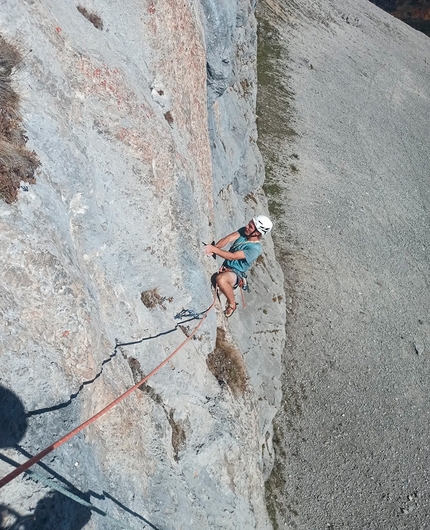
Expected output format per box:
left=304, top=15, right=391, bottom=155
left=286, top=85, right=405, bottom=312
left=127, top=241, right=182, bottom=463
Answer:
left=0, top=1, right=284, bottom=529
left=369, top=0, right=430, bottom=36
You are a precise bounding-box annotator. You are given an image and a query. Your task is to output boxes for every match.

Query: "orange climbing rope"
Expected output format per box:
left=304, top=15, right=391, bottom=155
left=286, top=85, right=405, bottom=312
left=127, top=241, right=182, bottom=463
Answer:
left=0, top=297, right=216, bottom=489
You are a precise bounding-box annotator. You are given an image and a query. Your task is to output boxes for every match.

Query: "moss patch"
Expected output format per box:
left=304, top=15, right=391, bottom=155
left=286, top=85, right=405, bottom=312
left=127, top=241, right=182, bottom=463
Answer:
left=256, top=7, right=296, bottom=222
left=264, top=423, right=291, bottom=529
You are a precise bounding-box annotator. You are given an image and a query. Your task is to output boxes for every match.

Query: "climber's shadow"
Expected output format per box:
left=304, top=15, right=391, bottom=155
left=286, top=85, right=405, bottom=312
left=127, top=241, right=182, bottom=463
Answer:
left=0, top=491, right=91, bottom=529
left=0, top=385, right=92, bottom=529
left=0, top=384, right=27, bottom=449
left=0, top=385, right=160, bottom=530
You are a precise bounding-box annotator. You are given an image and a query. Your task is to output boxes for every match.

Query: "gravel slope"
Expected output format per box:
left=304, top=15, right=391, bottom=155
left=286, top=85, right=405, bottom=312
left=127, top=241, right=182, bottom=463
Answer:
left=257, top=0, right=430, bottom=528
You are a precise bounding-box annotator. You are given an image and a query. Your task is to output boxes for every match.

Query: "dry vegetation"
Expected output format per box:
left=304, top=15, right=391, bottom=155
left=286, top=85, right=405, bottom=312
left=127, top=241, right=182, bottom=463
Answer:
left=168, top=410, right=186, bottom=462
left=127, top=356, right=145, bottom=388
left=206, top=328, right=248, bottom=397
left=133, top=374, right=186, bottom=462
left=77, top=6, right=104, bottom=30
left=163, top=110, right=174, bottom=127
left=140, top=288, right=172, bottom=309
left=0, top=36, right=39, bottom=203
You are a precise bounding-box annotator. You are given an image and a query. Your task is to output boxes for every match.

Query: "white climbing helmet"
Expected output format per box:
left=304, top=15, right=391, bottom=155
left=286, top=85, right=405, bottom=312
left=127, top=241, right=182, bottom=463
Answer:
left=253, top=215, right=273, bottom=236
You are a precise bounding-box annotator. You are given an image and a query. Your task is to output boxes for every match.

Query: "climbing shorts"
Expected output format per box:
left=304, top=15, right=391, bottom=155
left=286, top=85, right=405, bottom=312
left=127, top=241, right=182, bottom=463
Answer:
left=219, top=267, right=242, bottom=289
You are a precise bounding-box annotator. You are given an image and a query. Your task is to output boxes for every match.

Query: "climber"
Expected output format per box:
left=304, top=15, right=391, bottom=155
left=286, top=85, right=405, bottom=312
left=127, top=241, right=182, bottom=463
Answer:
left=204, top=215, right=273, bottom=317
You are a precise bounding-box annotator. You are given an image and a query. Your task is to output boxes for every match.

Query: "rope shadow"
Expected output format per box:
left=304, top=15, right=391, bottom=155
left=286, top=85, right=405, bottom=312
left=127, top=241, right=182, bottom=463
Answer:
left=26, top=315, right=201, bottom=418
left=0, top=451, right=162, bottom=530
left=0, top=453, right=92, bottom=530
left=1, top=304, right=214, bottom=528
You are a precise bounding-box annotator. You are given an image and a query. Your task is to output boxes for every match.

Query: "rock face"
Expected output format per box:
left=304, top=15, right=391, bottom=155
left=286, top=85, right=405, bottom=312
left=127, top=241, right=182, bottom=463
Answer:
left=257, top=0, right=430, bottom=528
left=369, top=0, right=430, bottom=37
left=0, top=1, right=285, bottom=529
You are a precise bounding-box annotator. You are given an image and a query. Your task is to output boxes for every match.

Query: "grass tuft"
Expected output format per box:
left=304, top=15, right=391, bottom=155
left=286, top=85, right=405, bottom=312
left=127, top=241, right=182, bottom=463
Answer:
left=140, top=288, right=172, bottom=309
left=206, top=328, right=248, bottom=397
left=77, top=6, right=104, bottom=30
left=163, top=111, right=174, bottom=127
left=168, top=410, right=186, bottom=462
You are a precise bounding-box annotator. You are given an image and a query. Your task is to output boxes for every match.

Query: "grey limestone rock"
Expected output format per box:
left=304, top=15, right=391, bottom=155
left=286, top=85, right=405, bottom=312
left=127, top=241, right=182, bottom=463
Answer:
left=0, top=0, right=284, bottom=529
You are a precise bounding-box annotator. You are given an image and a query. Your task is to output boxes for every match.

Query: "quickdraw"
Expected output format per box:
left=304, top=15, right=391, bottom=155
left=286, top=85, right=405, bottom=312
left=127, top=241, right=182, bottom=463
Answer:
left=174, top=308, right=205, bottom=320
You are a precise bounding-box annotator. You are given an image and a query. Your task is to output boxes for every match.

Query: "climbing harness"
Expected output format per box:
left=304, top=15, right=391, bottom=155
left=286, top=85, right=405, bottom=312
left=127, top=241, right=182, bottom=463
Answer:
left=239, top=275, right=249, bottom=292
left=0, top=295, right=217, bottom=489
left=218, top=266, right=249, bottom=309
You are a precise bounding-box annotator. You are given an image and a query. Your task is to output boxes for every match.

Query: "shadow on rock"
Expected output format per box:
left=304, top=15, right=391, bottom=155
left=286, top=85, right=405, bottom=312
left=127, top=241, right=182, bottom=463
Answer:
left=0, top=385, right=27, bottom=448
left=0, top=491, right=91, bottom=529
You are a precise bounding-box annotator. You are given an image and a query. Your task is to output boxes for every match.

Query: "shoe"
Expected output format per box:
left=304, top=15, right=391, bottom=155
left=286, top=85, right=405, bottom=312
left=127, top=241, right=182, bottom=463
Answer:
left=224, top=304, right=236, bottom=318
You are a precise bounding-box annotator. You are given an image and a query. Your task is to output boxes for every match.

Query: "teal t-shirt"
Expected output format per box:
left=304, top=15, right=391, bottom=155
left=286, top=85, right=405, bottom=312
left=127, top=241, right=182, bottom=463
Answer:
left=222, top=227, right=262, bottom=277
